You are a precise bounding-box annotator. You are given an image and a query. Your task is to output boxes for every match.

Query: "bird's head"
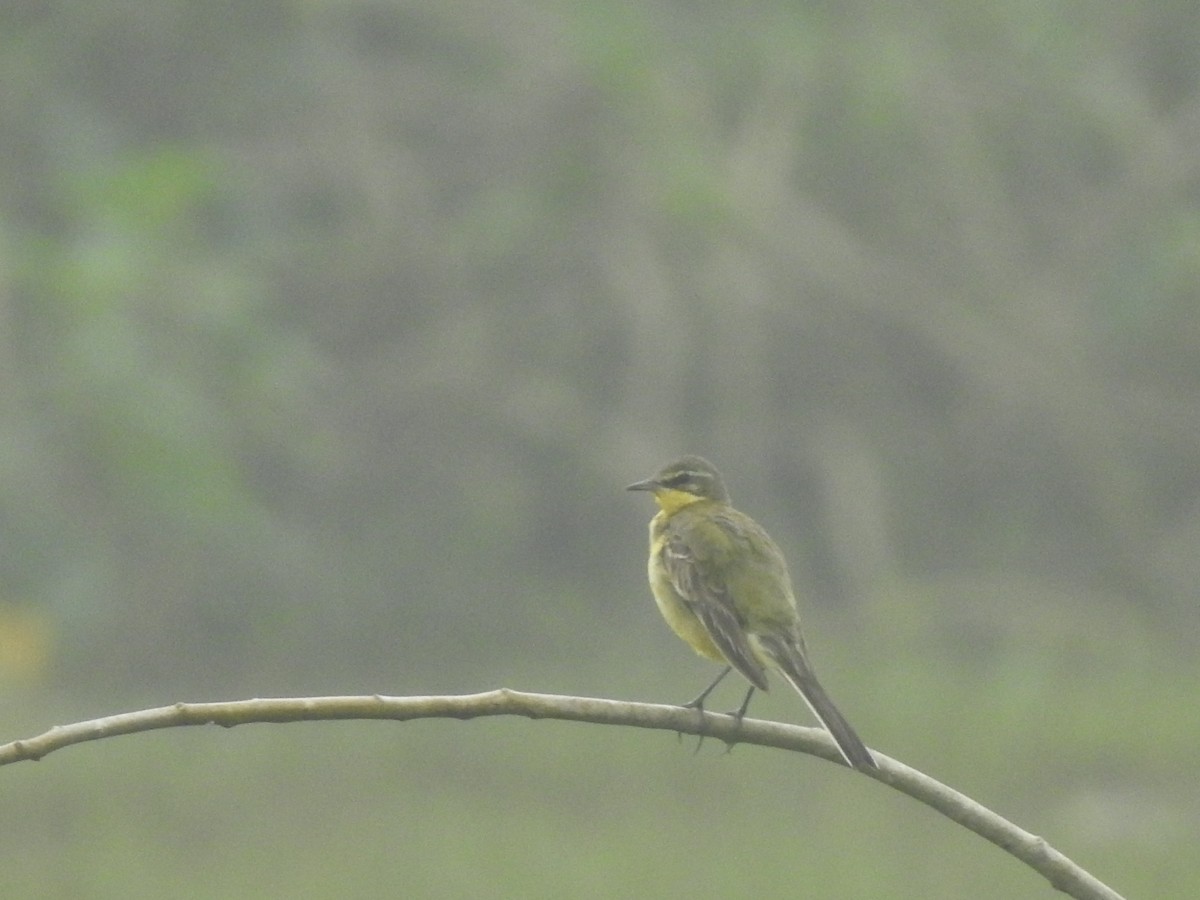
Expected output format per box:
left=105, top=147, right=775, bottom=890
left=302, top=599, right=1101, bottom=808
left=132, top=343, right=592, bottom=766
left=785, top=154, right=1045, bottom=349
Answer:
left=626, top=455, right=730, bottom=511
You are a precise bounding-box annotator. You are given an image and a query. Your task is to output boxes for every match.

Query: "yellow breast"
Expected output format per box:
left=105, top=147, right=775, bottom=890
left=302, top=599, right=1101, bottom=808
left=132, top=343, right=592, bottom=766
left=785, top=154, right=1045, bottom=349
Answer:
left=647, top=515, right=726, bottom=662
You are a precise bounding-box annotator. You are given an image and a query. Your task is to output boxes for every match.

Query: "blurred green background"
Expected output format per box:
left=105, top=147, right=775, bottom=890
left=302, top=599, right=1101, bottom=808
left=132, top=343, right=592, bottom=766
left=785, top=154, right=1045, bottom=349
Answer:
left=1, top=1, right=1197, bottom=897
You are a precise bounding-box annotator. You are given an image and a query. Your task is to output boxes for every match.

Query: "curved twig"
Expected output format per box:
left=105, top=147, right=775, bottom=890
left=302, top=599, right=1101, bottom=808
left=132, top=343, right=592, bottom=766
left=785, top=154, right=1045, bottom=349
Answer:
left=0, top=689, right=1124, bottom=900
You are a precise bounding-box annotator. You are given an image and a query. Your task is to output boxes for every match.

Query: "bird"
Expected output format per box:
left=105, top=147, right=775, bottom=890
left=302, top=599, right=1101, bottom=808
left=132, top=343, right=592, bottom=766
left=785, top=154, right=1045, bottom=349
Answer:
left=627, top=455, right=877, bottom=771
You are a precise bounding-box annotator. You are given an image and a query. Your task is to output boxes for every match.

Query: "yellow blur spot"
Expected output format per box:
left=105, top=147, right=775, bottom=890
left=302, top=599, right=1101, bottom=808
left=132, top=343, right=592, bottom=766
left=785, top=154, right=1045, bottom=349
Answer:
left=0, top=606, right=53, bottom=683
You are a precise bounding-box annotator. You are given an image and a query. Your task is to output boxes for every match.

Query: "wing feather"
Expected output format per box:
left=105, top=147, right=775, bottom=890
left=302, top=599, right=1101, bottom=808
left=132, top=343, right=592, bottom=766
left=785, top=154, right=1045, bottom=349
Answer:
left=660, top=520, right=770, bottom=691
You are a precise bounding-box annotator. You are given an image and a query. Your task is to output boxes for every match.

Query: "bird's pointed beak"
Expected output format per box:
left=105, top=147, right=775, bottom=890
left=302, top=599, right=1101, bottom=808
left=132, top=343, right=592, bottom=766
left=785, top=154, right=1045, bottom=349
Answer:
left=625, top=476, right=659, bottom=492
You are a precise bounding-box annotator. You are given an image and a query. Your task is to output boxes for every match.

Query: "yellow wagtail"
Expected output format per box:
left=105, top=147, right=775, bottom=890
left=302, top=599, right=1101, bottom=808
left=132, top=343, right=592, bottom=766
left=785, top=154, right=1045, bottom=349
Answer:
left=628, top=455, right=877, bottom=771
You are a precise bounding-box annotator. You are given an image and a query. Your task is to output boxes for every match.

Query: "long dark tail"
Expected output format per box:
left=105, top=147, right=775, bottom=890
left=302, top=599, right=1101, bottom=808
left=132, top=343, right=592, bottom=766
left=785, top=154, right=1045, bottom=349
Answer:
left=758, top=635, right=877, bottom=771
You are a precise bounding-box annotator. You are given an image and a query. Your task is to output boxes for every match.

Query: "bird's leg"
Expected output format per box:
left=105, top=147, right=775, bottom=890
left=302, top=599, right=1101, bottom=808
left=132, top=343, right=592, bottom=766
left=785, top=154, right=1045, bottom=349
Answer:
left=718, top=685, right=756, bottom=754
left=679, top=666, right=733, bottom=753
left=682, top=666, right=733, bottom=711
left=730, top=685, right=756, bottom=722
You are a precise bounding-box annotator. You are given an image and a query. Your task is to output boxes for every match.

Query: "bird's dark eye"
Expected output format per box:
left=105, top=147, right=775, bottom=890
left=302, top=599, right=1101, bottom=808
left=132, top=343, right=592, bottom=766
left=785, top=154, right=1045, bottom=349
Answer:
left=662, top=472, right=693, bottom=489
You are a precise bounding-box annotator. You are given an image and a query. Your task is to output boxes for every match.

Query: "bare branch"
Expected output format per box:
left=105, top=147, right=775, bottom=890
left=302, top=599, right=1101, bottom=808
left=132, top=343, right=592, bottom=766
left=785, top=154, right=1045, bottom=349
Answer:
left=0, top=689, right=1124, bottom=900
